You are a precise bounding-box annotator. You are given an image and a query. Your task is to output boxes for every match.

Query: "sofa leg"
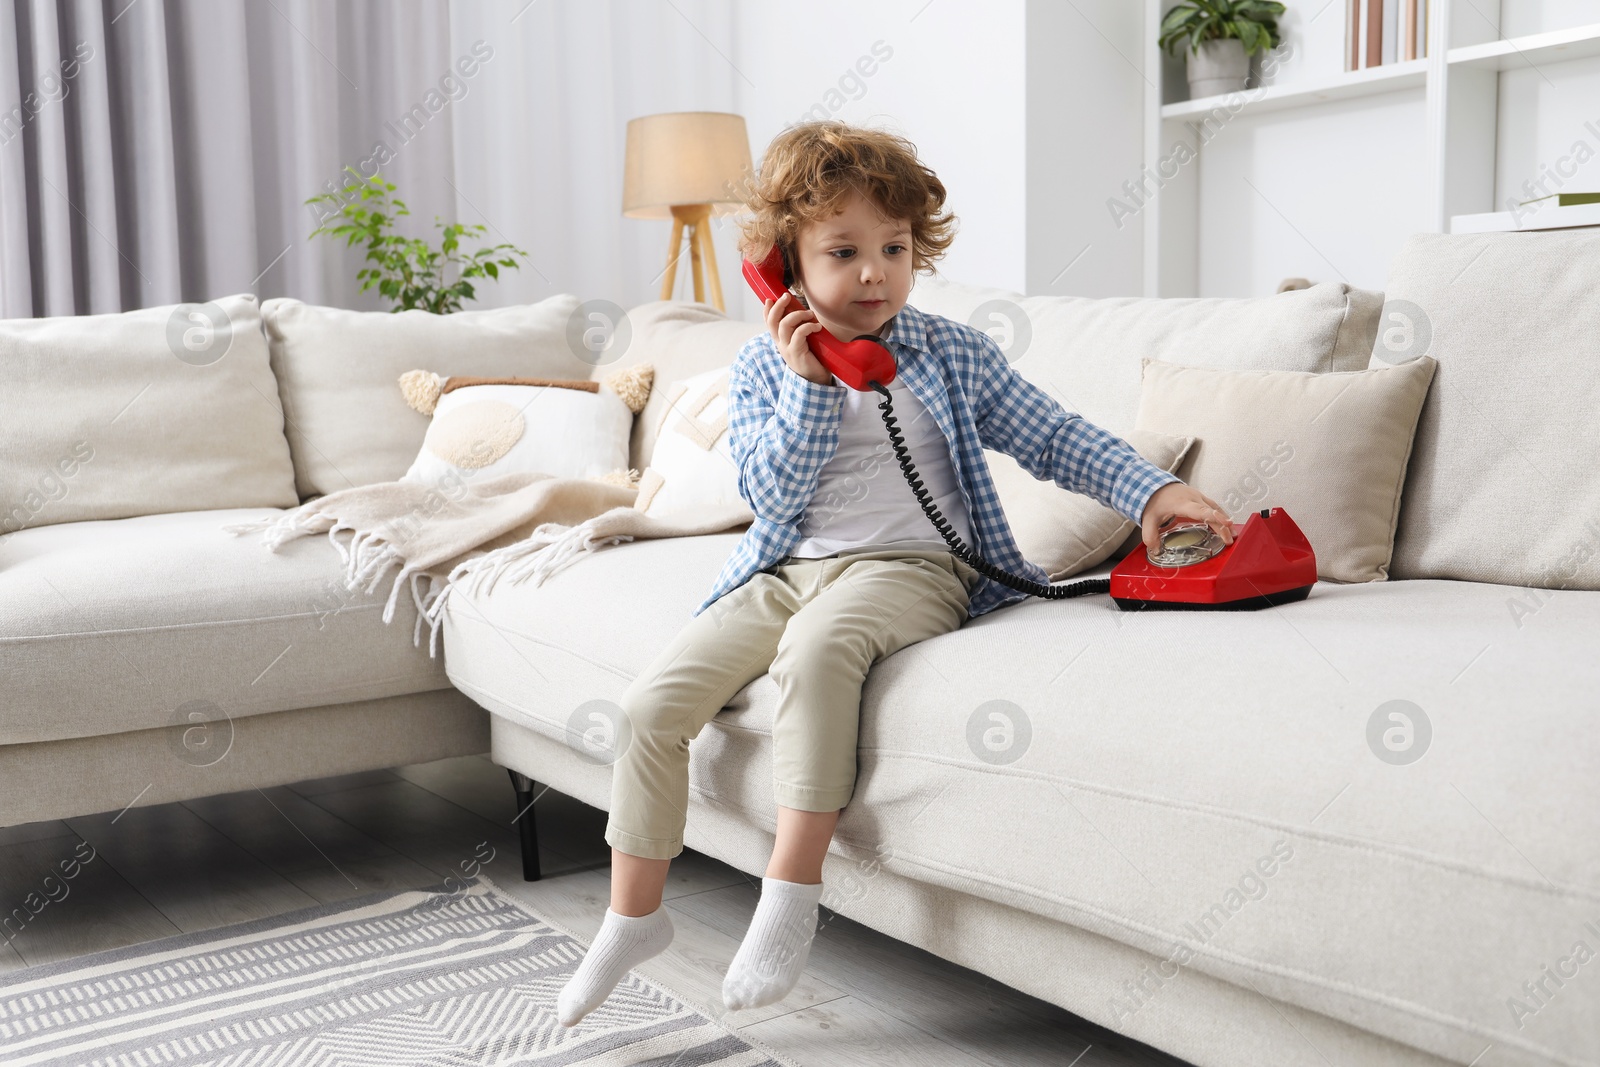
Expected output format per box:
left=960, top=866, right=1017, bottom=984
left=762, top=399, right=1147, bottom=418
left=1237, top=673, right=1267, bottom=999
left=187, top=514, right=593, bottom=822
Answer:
left=507, top=769, right=543, bottom=882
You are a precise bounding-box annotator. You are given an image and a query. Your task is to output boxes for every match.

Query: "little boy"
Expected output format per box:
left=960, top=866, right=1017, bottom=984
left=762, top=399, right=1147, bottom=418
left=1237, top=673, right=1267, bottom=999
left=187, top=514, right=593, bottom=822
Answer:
left=556, top=119, right=1232, bottom=1028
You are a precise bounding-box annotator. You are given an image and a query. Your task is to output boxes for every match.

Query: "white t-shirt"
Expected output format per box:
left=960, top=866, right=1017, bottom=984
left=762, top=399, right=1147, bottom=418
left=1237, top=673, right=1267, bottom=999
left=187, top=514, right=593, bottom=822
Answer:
left=789, top=366, right=975, bottom=559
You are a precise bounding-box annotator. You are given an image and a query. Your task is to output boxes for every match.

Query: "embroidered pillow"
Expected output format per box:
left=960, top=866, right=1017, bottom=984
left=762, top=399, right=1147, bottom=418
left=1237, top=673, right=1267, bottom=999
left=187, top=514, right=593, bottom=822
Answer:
left=399, top=364, right=653, bottom=488
left=634, top=365, right=750, bottom=521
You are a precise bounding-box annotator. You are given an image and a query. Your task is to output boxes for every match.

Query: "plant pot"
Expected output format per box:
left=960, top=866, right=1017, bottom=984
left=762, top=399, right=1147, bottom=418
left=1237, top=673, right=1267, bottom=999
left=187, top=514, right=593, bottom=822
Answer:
left=1186, top=37, right=1248, bottom=98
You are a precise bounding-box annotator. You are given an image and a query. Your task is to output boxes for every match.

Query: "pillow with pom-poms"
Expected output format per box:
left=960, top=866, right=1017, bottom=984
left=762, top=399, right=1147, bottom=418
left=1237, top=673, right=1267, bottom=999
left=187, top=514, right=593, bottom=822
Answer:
left=398, top=363, right=653, bottom=489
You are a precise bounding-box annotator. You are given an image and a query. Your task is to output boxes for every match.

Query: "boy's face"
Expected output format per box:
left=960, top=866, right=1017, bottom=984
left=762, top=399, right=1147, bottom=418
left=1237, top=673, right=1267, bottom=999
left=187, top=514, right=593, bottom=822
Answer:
left=791, top=190, right=913, bottom=342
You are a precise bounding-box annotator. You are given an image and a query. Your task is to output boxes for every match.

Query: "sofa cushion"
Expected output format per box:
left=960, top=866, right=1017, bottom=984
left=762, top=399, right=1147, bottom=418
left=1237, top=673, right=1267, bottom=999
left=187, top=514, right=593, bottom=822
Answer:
left=907, top=273, right=1386, bottom=433
left=609, top=301, right=764, bottom=472
left=441, top=534, right=1597, bottom=1067
left=1135, top=355, right=1437, bottom=583
left=401, top=378, right=635, bottom=487
left=261, top=295, right=594, bottom=500
left=0, top=509, right=451, bottom=746
left=1374, top=230, right=1600, bottom=590
left=984, top=428, right=1194, bottom=580
left=634, top=365, right=747, bottom=521
left=0, top=293, right=298, bottom=533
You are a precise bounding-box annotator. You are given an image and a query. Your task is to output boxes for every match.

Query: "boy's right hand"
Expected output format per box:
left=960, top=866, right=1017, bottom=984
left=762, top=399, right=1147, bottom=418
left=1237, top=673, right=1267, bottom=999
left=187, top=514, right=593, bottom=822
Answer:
left=764, top=292, right=834, bottom=387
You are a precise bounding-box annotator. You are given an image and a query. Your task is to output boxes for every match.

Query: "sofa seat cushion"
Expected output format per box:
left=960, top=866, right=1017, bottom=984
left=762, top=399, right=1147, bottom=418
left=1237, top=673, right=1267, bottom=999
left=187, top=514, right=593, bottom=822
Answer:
left=442, top=535, right=1596, bottom=1067
left=0, top=509, right=451, bottom=746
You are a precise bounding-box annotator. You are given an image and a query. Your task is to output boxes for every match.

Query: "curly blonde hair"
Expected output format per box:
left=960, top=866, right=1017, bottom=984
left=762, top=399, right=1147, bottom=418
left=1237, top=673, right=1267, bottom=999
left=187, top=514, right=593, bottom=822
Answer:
left=734, top=120, right=956, bottom=285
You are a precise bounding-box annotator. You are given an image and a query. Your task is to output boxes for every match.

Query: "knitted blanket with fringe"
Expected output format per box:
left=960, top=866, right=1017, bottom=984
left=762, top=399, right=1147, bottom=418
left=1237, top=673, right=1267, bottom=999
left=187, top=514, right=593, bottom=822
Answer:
left=221, top=470, right=754, bottom=657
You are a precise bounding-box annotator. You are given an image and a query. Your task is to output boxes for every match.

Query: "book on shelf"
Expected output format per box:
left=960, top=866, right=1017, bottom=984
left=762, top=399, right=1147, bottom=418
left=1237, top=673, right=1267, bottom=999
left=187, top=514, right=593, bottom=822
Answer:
left=1347, top=0, right=1427, bottom=71
left=1367, top=0, right=1382, bottom=67
left=1515, top=192, right=1600, bottom=207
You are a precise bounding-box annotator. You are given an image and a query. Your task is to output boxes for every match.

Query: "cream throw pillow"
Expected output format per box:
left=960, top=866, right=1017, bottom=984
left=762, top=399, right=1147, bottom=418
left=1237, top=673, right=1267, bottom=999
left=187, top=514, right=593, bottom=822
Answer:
left=634, top=365, right=752, bottom=522
left=398, top=366, right=652, bottom=489
left=986, top=429, right=1195, bottom=579
left=1134, top=356, right=1437, bottom=583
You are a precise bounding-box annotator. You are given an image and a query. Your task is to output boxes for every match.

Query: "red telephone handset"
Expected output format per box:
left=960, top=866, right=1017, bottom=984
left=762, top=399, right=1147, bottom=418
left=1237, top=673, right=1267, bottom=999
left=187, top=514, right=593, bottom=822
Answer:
left=742, top=246, right=897, bottom=391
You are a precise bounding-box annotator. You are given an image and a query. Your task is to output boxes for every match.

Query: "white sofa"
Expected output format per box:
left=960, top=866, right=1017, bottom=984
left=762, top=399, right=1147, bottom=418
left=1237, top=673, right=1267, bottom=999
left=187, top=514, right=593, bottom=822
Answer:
left=3, top=230, right=1594, bottom=1067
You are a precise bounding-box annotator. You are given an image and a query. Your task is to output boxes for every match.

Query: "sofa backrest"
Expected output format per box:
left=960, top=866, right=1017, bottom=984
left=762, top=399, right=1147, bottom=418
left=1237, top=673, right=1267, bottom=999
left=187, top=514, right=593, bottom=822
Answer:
left=1, top=277, right=1392, bottom=537
left=607, top=281, right=1387, bottom=479
left=261, top=295, right=593, bottom=499
left=1374, top=229, right=1599, bottom=591
left=0, top=293, right=297, bottom=535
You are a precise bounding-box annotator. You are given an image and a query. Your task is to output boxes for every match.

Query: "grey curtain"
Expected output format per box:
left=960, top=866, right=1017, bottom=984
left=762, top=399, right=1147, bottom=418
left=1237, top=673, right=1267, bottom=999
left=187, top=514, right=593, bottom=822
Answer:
left=0, top=0, right=744, bottom=318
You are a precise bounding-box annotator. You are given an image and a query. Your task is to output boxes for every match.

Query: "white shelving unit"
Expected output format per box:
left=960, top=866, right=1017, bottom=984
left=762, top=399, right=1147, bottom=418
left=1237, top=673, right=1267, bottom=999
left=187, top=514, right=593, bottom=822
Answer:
left=1157, top=58, right=1428, bottom=120
left=1452, top=201, right=1600, bottom=232
left=1142, top=1, right=1600, bottom=295
left=1448, top=21, right=1600, bottom=69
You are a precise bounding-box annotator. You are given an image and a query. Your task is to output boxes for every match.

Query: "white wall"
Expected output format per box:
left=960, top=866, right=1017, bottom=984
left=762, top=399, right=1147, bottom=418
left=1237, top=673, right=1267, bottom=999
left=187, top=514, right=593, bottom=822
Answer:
left=1025, top=0, right=1148, bottom=297
left=730, top=0, right=1027, bottom=319
left=1194, top=93, right=1430, bottom=295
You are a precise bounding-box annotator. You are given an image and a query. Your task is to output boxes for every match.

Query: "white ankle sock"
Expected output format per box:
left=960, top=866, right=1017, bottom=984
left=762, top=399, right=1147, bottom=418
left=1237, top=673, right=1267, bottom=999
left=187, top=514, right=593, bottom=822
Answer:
left=721, top=876, right=826, bottom=1011
left=556, top=904, right=675, bottom=1027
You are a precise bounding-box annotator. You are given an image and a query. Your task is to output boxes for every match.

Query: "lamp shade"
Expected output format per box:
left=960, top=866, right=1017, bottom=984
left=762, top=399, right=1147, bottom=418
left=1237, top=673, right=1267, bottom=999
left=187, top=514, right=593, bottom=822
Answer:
left=622, top=111, right=753, bottom=220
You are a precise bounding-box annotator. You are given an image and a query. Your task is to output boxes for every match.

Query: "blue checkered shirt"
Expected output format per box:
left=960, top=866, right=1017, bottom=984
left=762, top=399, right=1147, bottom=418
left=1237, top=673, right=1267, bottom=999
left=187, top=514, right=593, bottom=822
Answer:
left=692, top=300, right=1182, bottom=620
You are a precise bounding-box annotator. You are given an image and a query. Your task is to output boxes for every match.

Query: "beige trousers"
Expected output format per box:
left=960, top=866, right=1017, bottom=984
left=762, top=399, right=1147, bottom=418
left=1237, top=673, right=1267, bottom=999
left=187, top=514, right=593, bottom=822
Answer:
left=604, top=546, right=981, bottom=861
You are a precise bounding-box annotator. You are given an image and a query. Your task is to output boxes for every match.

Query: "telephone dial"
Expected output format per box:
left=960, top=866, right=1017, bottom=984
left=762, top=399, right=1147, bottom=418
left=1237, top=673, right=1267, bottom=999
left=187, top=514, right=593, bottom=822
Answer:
left=742, top=247, right=1316, bottom=610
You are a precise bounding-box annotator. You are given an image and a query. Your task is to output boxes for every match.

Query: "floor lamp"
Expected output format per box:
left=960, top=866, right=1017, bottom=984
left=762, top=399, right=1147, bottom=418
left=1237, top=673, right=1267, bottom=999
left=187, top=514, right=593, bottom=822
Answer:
left=623, top=112, right=753, bottom=313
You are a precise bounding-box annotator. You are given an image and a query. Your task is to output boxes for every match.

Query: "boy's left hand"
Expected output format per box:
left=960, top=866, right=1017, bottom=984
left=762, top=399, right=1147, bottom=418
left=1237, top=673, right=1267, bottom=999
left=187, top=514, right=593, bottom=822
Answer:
left=1139, top=482, right=1235, bottom=556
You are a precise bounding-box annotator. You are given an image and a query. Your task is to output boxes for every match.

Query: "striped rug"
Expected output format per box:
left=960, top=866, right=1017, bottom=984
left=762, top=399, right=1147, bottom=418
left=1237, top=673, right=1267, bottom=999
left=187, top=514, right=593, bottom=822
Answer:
left=0, top=872, right=792, bottom=1066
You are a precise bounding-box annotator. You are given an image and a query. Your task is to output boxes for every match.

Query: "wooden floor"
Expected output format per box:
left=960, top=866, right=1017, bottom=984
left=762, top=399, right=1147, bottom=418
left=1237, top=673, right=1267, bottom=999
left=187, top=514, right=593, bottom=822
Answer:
left=0, top=754, right=1190, bottom=1067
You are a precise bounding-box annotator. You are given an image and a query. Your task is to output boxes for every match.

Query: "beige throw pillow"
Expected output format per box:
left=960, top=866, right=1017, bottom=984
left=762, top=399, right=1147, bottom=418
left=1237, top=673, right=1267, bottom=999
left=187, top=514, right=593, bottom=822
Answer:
left=985, top=429, right=1195, bottom=579
left=1133, top=356, right=1437, bottom=583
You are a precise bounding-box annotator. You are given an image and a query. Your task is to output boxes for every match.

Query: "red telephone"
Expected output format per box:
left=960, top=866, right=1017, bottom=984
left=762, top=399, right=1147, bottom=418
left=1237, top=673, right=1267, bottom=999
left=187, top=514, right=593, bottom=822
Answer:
left=742, top=246, right=897, bottom=391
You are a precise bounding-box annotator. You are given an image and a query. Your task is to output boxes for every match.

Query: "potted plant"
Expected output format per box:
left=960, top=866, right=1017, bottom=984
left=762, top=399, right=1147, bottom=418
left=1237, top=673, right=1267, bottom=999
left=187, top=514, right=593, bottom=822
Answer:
left=1159, top=0, right=1286, bottom=99
left=305, top=167, right=531, bottom=314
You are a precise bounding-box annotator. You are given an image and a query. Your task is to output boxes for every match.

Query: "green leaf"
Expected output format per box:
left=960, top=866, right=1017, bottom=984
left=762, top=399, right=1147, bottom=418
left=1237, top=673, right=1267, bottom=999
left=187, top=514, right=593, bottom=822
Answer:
left=1159, top=0, right=1281, bottom=52
left=303, top=169, right=535, bottom=312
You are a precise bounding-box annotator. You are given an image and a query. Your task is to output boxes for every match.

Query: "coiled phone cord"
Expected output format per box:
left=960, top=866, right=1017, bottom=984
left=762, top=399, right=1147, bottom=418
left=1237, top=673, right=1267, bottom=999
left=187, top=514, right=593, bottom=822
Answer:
left=868, top=381, right=1111, bottom=600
